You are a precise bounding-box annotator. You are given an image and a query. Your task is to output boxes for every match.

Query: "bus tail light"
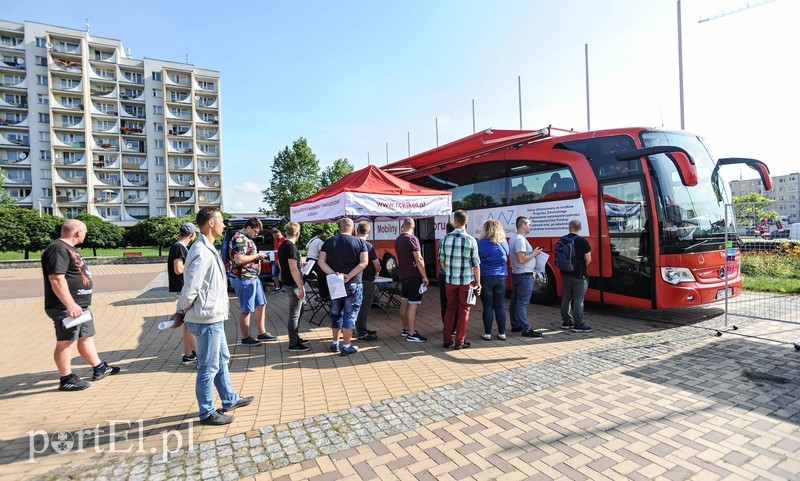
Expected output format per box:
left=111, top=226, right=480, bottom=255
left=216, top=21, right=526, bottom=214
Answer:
left=661, top=267, right=696, bottom=285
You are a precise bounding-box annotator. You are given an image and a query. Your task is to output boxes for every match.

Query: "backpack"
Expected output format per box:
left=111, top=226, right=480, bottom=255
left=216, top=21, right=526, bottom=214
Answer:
left=555, top=234, right=577, bottom=272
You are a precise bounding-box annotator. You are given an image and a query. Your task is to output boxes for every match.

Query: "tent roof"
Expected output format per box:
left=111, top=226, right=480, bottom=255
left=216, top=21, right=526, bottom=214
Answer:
left=291, top=164, right=450, bottom=208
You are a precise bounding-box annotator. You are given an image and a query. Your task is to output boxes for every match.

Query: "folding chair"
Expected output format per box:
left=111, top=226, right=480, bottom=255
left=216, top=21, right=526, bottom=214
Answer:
left=374, top=276, right=402, bottom=316
left=302, top=275, right=330, bottom=326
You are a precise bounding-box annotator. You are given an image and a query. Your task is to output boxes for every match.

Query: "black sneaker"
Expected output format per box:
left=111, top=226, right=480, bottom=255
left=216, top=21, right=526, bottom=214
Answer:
left=298, top=338, right=311, bottom=345
left=401, top=329, right=409, bottom=337
left=560, top=322, right=574, bottom=330
left=406, top=331, right=427, bottom=342
left=572, top=324, right=593, bottom=333
left=454, top=342, right=471, bottom=350
left=257, top=333, right=278, bottom=341
left=242, top=337, right=262, bottom=347
left=366, top=329, right=378, bottom=335
left=59, top=373, right=90, bottom=391
left=357, top=333, right=378, bottom=341
left=181, top=351, right=197, bottom=365
left=221, top=395, right=254, bottom=412
left=92, top=364, right=121, bottom=381
left=521, top=330, right=543, bottom=338
left=200, top=410, right=234, bottom=425
left=289, top=343, right=311, bottom=352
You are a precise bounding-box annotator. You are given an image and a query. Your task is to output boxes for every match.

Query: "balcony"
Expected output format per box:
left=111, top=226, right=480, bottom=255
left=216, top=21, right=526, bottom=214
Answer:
left=120, top=126, right=144, bottom=135
left=0, top=117, right=28, bottom=128
left=95, top=176, right=120, bottom=186
left=54, top=102, right=83, bottom=112
left=1, top=56, right=26, bottom=70
left=168, top=128, right=192, bottom=137
left=3, top=176, right=32, bottom=185
left=124, top=178, right=148, bottom=187
left=169, top=195, right=192, bottom=204
left=119, top=92, right=144, bottom=102
left=0, top=135, right=29, bottom=146
left=54, top=154, right=86, bottom=166
left=0, top=39, right=24, bottom=51
left=0, top=98, right=27, bottom=109
left=93, top=193, right=120, bottom=204
left=121, top=110, right=146, bottom=119
left=125, top=194, right=148, bottom=204
left=93, top=158, right=118, bottom=169
left=0, top=77, right=26, bottom=89
left=121, top=160, right=145, bottom=170
left=95, top=142, right=120, bottom=151
left=58, top=177, right=87, bottom=185
left=198, top=194, right=221, bottom=205
left=52, top=44, right=82, bottom=56
left=166, top=76, right=191, bottom=87
left=170, top=161, right=194, bottom=171
left=198, top=162, right=220, bottom=173
left=0, top=154, right=30, bottom=166
left=90, top=87, right=116, bottom=98
left=50, top=58, right=82, bottom=74
left=199, top=177, right=221, bottom=188
left=56, top=194, right=87, bottom=204
left=54, top=140, right=86, bottom=149
left=90, top=102, right=117, bottom=117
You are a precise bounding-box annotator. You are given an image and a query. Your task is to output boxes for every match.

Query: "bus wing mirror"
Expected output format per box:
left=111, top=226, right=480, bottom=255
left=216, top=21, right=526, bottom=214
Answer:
left=716, top=158, right=772, bottom=191
left=614, top=146, right=698, bottom=187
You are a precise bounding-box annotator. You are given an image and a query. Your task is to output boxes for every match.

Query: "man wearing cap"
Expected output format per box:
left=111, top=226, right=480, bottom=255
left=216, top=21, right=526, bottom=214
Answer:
left=271, top=227, right=286, bottom=293
left=167, top=222, right=199, bottom=363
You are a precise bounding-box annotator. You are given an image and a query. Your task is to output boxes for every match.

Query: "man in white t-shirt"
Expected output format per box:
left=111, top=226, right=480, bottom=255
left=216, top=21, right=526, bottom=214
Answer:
left=305, top=228, right=329, bottom=299
left=508, top=216, right=543, bottom=338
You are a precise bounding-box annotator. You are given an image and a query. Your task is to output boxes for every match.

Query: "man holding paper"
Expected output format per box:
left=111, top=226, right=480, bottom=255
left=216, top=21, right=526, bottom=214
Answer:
left=169, top=207, right=254, bottom=426
left=509, top=216, right=544, bottom=338
left=318, top=218, right=368, bottom=356
left=42, top=219, right=120, bottom=391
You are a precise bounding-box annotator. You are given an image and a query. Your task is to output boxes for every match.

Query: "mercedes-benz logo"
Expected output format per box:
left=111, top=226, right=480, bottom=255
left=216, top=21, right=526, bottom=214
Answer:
left=719, top=266, right=726, bottom=279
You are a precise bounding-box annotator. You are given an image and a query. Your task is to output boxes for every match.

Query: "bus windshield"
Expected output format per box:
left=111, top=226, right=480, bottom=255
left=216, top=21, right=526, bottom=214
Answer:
left=641, top=131, right=733, bottom=253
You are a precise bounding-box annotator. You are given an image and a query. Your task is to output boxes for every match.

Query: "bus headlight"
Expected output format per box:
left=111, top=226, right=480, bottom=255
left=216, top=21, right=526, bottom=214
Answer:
left=660, top=267, right=696, bottom=285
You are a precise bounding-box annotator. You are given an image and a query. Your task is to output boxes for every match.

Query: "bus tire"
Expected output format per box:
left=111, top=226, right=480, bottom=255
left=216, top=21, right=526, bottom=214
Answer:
left=531, top=266, right=557, bottom=305
left=382, top=254, right=398, bottom=279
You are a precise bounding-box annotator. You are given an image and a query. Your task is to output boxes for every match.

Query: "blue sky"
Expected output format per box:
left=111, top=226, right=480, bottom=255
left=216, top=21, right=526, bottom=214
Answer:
left=6, top=0, right=798, bottom=212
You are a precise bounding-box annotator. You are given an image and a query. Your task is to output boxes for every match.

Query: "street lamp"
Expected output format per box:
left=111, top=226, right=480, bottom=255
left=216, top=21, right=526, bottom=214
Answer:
left=37, top=198, right=43, bottom=217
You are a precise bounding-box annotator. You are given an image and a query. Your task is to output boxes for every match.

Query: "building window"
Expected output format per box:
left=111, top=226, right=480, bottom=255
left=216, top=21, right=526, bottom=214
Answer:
left=36, top=75, right=48, bottom=86
left=154, top=156, right=165, bottom=166
left=39, top=113, right=50, bottom=123
left=153, top=122, right=163, bottom=132
left=41, top=169, right=52, bottom=180
left=35, top=56, right=47, bottom=66
left=157, top=207, right=166, bottom=215
left=39, top=132, right=50, bottom=142
left=152, top=72, right=162, bottom=81
left=154, top=139, right=164, bottom=148
left=40, top=150, right=51, bottom=160
left=157, top=190, right=166, bottom=199
left=42, top=188, right=53, bottom=197
left=152, top=89, right=163, bottom=98
left=35, top=37, right=47, bottom=48
left=153, top=106, right=163, bottom=115
left=155, top=173, right=166, bottom=182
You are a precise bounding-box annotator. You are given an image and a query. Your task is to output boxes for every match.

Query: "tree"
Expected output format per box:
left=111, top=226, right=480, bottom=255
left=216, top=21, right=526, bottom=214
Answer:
left=0, top=171, right=17, bottom=207
left=733, top=192, right=778, bottom=230
left=263, top=138, right=320, bottom=219
left=75, top=213, right=125, bottom=257
left=124, top=216, right=181, bottom=255
left=320, top=158, right=354, bottom=188
left=0, top=206, right=59, bottom=259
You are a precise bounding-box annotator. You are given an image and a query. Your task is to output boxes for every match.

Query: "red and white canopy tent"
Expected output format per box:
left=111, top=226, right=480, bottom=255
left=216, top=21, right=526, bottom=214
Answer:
left=290, top=165, right=452, bottom=222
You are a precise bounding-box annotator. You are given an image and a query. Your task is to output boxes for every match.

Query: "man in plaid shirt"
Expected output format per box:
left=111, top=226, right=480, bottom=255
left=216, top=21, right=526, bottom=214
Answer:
left=439, top=210, right=481, bottom=350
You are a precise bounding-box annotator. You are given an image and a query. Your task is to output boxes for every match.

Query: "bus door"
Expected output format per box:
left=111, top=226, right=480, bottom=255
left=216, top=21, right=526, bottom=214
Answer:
left=599, top=179, right=653, bottom=301
left=416, top=217, right=439, bottom=279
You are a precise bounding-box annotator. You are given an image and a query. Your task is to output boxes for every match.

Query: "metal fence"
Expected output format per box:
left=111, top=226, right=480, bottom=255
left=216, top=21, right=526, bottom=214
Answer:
left=723, top=202, right=800, bottom=350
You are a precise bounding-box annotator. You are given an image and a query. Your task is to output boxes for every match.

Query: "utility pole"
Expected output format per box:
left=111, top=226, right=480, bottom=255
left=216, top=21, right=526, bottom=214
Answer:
left=585, top=43, right=591, bottom=131
left=517, top=76, right=522, bottom=129
left=677, top=0, right=685, bottom=130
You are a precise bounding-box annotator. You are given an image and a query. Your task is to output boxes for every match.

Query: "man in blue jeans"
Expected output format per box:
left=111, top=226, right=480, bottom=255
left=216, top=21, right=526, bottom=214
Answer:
left=509, top=216, right=544, bottom=338
left=318, top=218, right=368, bottom=356
left=560, top=219, right=593, bottom=333
left=170, top=207, right=254, bottom=425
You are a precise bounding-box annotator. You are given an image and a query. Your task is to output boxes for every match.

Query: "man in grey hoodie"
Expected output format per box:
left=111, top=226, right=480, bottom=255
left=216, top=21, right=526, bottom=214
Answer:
left=169, top=207, right=254, bottom=425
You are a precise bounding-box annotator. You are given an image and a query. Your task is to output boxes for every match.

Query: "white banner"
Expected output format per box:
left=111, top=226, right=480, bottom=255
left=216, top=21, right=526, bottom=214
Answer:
left=465, top=198, right=589, bottom=239
left=290, top=192, right=346, bottom=223
left=346, top=193, right=451, bottom=219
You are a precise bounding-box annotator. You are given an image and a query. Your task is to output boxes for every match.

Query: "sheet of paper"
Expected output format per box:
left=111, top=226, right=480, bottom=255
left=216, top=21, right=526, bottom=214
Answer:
left=327, top=273, right=347, bottom=299
left=302, top=259, right=315, bottom=277
left=62, top=309, right=92, bottom=329
left=535, top=252, right=550, bottom=273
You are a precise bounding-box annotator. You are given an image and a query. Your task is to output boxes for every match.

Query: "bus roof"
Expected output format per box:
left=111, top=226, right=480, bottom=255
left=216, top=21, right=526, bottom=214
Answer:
left=382, top=126, right=671, bottom=178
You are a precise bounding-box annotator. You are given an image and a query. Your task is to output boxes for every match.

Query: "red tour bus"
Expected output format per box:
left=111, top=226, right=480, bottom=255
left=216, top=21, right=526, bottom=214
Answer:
left=368, top=126, right=771, bottom=309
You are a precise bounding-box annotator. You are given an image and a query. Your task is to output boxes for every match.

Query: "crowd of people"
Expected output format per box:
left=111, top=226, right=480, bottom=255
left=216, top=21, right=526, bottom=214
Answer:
left=42, top=206, right=592, bottom=426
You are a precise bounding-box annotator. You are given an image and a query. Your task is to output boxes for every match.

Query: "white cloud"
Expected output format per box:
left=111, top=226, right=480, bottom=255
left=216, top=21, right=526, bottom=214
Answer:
left=232, top=201, right=246, bottom=211
left=236, top=182, right=263, bottom=194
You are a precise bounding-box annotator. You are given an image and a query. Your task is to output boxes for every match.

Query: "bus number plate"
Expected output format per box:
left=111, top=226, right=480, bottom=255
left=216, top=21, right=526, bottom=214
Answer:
left=716, top=288, right=733, bottom=299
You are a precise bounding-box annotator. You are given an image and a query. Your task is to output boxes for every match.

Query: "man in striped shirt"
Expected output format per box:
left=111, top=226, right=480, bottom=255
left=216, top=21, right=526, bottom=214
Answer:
left=439, top=210, right=481, bottom=350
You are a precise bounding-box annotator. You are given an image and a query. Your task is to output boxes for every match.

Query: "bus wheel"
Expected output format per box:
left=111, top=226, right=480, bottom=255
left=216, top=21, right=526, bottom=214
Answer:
left=382, top=254, right=397, bottom=278
left=531, top=266, right=557, bottom=305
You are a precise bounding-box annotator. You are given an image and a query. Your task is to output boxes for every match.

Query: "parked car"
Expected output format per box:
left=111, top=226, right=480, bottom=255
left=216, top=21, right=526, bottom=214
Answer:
left=220, top=216, right=284, bottom=286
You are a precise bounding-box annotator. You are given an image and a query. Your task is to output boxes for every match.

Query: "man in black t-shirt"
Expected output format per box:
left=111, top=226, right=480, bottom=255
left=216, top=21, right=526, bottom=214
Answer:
left=167, top=222, right=199, bottom=364
left=318, top=218, right=368, bottom=356
left=42, top=219, right=120, bottom=391
left=355, top=221, right=382, bottom=341
left=559, top=219, right=593, bottom=333
left=278, top=221, right=311, bottom=352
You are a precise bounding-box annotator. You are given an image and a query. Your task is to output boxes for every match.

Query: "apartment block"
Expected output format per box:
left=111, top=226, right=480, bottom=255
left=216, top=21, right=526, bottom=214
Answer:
left=0, top=20, right=221, bottom=225
left=730, top=173, right=800, bottom=223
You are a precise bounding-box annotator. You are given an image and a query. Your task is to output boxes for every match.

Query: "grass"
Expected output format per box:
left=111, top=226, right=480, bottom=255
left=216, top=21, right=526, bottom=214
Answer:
left=740, top=242, right=800, bottom=294
left=0, top=247, right=164, bottom=260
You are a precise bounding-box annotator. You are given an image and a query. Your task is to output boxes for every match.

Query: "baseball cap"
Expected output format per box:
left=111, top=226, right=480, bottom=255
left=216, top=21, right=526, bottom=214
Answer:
left=180, top=223, right=199, bottom=235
